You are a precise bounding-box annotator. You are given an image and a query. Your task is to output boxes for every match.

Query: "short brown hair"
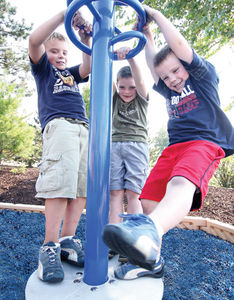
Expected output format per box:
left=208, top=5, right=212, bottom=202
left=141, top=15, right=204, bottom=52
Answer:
left=116, top=66, right=132, bottom=82
left=153, top=45, right=173, bottom=67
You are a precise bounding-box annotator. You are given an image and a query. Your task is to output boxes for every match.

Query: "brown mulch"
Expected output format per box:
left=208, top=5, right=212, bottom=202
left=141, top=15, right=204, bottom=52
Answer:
left=0, top=166, right=43, bottom=206
left=0, top=165, right=233, bottom=225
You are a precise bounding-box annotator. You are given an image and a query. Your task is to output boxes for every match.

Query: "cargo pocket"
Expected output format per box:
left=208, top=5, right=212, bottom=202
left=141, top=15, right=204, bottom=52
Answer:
left=36, top=153, right=63, bottom=193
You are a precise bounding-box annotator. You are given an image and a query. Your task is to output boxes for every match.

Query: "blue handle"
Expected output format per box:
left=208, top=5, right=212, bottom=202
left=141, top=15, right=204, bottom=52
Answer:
left=65, top=0, right=146, bottom=58
left=110, top=31, right=146, bottom=60
left=65, top=0, right=94, bottom=55
left=114, top=0, right=146, bottom=32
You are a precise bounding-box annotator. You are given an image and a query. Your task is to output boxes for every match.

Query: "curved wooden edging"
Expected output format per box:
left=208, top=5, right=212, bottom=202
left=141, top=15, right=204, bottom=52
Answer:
left=0, top=202, right=233, bottom=244
left=177, top=216, right=234, bottom=244
left=0, top=202, right=45, bottom=214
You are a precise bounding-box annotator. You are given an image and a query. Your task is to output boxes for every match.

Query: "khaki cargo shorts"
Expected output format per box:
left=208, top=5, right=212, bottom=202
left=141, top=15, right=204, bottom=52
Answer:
left=36, top=118, right=89, bottom=200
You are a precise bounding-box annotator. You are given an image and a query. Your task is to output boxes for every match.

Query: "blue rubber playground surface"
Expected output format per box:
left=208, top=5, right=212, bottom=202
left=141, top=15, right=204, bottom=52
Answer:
left=0, top=209, right=233, bottom=300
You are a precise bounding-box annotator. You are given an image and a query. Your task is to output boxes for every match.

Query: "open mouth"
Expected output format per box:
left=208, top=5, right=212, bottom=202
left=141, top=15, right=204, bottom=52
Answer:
left=174, top=81, right=184, bottom=91
left=57, top=61, right=65, bottom=66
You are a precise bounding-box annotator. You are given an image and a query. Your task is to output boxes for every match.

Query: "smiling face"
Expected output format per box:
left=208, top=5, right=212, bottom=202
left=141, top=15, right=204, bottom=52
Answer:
left=155, top=52, right=189, bottom=93
left=45, top=39, right=68, bottom=70
left=117, top=77, right=137, bottom=103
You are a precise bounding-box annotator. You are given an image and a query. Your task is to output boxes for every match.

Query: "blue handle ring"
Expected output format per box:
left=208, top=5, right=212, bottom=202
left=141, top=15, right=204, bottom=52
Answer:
left=114, top=0, right=146, bottom=32
left=110, top=31, right=146, bottom=60
left=65, top=0, right=93, bottom=55
left=65, top=0, right=146, bottom=58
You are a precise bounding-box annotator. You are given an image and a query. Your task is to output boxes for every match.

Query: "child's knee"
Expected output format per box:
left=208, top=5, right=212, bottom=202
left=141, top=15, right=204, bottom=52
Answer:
left=168, top=176, right=196, bottom=189
left=141, top=199, right=159, bottom=215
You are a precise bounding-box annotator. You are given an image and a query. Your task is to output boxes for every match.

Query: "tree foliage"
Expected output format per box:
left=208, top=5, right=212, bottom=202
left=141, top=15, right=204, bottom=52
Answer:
left=0, top=0, right=32, bottom=81
left=117, top=0, right=233, bottom=58
left=209, top=156, right=234, bottom=188
left=82, top=85, right=90, bottom=119
left=148, top=127, right=169, bottom=168
left=0, top=77, right=35, bottom=164
left=24, top=116, right=43, bottom=167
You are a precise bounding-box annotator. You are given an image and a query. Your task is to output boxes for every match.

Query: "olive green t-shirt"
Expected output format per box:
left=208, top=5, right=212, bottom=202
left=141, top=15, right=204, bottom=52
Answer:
left=112, top=91, right=149, bottom=143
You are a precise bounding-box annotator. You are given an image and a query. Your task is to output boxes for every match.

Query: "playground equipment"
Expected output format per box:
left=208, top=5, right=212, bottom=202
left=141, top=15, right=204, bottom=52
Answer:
left=65, top=0, right=147, bottom=286
left=26, top=0, right=164, bottom=298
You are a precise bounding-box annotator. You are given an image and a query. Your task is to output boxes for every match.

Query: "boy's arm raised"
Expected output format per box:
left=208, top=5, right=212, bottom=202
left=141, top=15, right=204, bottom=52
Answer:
left=77, top=22, right=92, bottom=79
left=143, top=5, right=193, bottom=64
left=29, top=10, right=66, bottom=64
left=128, top=56, right=148, bottom=99
left=143, top=23, right=160, bottom=85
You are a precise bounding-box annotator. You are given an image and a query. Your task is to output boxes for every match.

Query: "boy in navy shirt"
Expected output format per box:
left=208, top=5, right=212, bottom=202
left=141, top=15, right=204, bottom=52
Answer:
left=29, top=10, right=92, bottom=283
left=103, top=5, right=234, bottom=280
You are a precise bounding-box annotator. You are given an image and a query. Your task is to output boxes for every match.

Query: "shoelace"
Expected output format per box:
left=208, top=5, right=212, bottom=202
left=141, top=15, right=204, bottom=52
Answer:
left=42, top=246, right=58, bottom=265
left=72, top=238, right=82, bottom=249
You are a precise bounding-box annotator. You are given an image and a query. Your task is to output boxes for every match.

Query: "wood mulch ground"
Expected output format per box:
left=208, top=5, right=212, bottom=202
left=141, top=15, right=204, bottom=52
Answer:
left=0, top=165, right=233, bottom=225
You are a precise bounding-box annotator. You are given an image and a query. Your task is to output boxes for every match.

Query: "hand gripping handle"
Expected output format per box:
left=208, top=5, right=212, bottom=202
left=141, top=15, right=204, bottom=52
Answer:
left=65, top=0, right=146, bottom=58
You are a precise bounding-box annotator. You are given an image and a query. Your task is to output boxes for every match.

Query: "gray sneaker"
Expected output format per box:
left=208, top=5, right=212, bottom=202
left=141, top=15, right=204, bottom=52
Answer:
left=114, top=258, right=164, bottom=280
left=38, top=241, right=64, bottom=283
left=60, top=236, right=84, bottom=267
left=103, top=214, right=161, bottom=270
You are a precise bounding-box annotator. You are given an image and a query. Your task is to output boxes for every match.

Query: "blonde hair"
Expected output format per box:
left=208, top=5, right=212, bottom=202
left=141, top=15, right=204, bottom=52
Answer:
left=45, top=32, right=68, bottom=44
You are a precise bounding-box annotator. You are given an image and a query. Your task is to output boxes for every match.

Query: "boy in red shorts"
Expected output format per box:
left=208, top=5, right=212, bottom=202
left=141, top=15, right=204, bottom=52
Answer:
left=103, top=5, right=234, bottom=280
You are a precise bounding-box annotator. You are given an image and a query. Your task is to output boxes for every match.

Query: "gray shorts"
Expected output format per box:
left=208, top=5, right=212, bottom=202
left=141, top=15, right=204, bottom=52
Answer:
left=110, top=141, right=149, bottom=194
left=36, top=118, right=88, bottom=200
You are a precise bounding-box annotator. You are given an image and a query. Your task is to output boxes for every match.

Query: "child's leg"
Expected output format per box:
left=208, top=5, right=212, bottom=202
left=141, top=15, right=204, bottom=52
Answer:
left=44, top=198, right=67, bottom=244
left=39, top=199, right=66, bottom=283
left=126, top=189, right=143, bottom=214
left=103, top=141, right=225, bottom=275
left=59, top=197, right=86, bottom=267
left=141, top=140, right=225, bottom=234
left=142, top=176, right=196, bottom=234
left=61, top=197, right=86, bottom=237
left=109, top=190, right=124, bottom=223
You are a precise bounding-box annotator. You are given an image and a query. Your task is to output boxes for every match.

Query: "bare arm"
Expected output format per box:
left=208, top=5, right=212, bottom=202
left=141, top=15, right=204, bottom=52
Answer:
left=143, top=23, right=160, bottom=85
left=28, top=10, right=92, bottom=78
left=73, top=13, right=92, bottom=78
left=29, top=10, right=66, bottom=64
left=143, top=5, right=193, bottom=64
left=78, top=24, right=92, bottom=79
left=127, top=56, right=148, bottom=99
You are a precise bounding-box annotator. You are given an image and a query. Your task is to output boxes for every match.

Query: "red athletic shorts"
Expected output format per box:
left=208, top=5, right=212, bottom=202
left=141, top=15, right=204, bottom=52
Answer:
left=140, top=140, right=225, bottom=211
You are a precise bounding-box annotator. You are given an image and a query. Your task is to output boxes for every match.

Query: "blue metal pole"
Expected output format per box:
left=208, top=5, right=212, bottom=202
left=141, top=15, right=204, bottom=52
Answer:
left=83, top=0, right=114, bottom=285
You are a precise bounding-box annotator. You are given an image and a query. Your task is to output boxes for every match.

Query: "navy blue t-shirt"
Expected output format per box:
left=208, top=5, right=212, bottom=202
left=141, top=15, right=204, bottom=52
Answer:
left=153, top=51, right=234, bottom=157
left=30, top=52, right=89, bottom=131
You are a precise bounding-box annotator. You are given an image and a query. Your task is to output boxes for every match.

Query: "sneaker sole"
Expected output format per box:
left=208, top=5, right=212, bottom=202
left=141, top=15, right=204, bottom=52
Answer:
left=103, top=225, right=156, bottom=270
left=114, top=263, right=165, bottom=280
